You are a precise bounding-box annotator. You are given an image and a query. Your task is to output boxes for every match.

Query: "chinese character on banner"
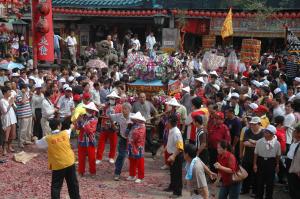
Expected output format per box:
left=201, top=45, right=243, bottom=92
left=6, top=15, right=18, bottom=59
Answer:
left=39, top=45, right=48, bottom=55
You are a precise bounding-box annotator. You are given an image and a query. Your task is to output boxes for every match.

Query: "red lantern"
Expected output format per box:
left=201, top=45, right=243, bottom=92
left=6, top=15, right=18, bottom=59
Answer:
left=222, top=12, right=227, bottom=17
left=211, top=11, right=216, bottom=17
left=172, top=9, right=177, bottom=15
left=61, top=8, right=67, bottom=14
left=199, top=11, right=205, bottom=16
left=84, top=10, right=89, bottom=15
left=88, top=10, right=93, bottom=15
left=106, top=10, right=112, bottom=15
left=36, top=18, right=49, bottom=34
left=131, top=11, right=135, bottom=16
left=120, top=10, right=125, bottom=16
left=240, top=12, right=246, bottom=18
left=136, top=10, right=141, bottom=16
left=162, top=10, right=167, bottom=15
left=234, top=13, right=240, bottom=18
left=246, top=13, right=252, bottom=18
left=195, top=11, right=200, bottom=16
left=284, top=12, right=290, bottom=18
left=205, top=11, right=211, bottom=17
left=291, top=12, right=296, bottom=18
left=297, top=12, right=300, bottom=18
left=152, top=10, right=157, bottom=15
left=141, top=10, right=146, bottom=15
left=216, top=12, right=222, bottom=17
left=146, top=10, right=151, bottom=15
left=37, top=3, right=50, bottom=15
left=188, top=10, right=193, bottom=16
left=116, top=10, right=120, bottom=16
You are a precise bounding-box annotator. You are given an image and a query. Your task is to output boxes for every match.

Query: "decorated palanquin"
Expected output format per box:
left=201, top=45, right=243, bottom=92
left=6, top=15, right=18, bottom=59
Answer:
left=127, top=79, right=181, bottom=98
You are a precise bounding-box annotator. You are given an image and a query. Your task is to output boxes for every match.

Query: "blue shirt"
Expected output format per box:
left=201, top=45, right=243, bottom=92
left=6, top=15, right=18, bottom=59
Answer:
left=54, top=35, right=61, bottom=49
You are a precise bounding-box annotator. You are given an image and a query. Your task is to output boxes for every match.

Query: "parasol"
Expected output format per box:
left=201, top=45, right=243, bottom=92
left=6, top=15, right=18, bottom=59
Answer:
left=0, top=62, right=24, bottom=70
left=86, top=58, right=107, bottom=69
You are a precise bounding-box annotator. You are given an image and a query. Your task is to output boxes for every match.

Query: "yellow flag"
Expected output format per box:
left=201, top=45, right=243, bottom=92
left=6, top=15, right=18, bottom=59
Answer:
left=221, top=8, right=233, bottom=39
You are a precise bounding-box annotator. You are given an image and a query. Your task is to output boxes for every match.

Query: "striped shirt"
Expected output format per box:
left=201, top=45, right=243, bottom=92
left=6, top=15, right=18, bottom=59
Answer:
left=16, top=91, right=32, bottom=118
left=285, top=61, right=299, bottom=78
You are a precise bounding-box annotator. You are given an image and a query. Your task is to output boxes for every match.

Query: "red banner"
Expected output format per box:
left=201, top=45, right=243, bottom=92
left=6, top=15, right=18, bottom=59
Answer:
left=31, top=0, right=54, bottom=62
left=181, top=19, right=210, bottom=35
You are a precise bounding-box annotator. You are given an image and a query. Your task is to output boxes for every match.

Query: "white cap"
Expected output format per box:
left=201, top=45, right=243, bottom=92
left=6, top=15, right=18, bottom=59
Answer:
left=165, top=98, right=181, bottom=107
left=243, top=94, right=250, bottom=99
left=200, top=70, right=208, bottom=76
left=34, top=83, right=42, bottom=89
left=288, top=95, right=295, bottom=102
left=11, top=73, right=20, bottom=77
left=68, top=76, right=75, bottom=82
left=83, top=102, right=99, bottom=112
left=249, top=103, right=258, bottom=110
left=231, top=92, right=240, bottom=99
left=274, top=88, right=282, bottom=95
left=249, top=116, right=261, bottom=124
left=107, top=91, right=121, bottom=99
left=130, top=111, right=146, bottom=122
left=264, top=69, right=269, bottom=75
left=182, top=86, right=190, bottom=93
left=63, top=84, right=70, bottom=90
left=209, top=71, right=219, bottom=77
left=28, top=76, right=35, bottom=80
left=212, top=84, right=220, bottom=91
left=267, top=55, right=274, bottom=59
left=65, top=87, right=72, bottom=91
left=195, top=77, right=205, bottom=83
left=265, top=124, right=276, bottom=134
left=59, top=78, right=66, bottom=83
left=294, top=77, right=300, bottom=83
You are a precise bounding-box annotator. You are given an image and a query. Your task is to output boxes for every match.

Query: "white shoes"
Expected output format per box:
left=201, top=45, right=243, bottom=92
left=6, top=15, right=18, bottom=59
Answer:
left=96, top=160, right=102, bottom=165
left=109, top=158, right=115, bottom=164
left=161, top=165, right=169, bottom=170
left=114, top=175, right=120, bottom=181
left=135, top=178, right=143, bottom=183
left=127, top=176, right=136, bottom=181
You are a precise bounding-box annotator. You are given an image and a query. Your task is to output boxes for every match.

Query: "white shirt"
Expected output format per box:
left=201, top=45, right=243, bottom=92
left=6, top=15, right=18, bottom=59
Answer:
left=131, top=38, right=141, bottom=50
left=284, top=113, right=296, bottom=144
left=36, top=129, right=71, bottom=149
left=146, top=35, right=156, bottom=50
left=273, top=104, right=285, bottom=120
left=91, top=89, right=101, bottom=106
left=57, top=95, right=74, bottom=118
left=167, top=126, right=183, bottom=154
left=41, top=98, right=55, bottom=119
left=65, top=36, right=77, bottom=46
left=0, top=98, right=17, bottom=129
left=287, top=141, right=300, bottom=159
left=35, top=77, right=44, bottom=85
left=31, top=93, right=44, bottom=116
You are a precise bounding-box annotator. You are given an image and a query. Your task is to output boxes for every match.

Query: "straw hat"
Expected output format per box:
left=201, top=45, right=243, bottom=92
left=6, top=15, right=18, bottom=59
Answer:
left=130, top=112, right=146, bottom=122
left=195, top=77, right=205, bottom=84
left=83, top=102, right=99, bottom=112
left=107, top=91, right=121, bottom=99
left=182, top=86, right=190, bottom=93
left=166, top=98, right=181, bottom=107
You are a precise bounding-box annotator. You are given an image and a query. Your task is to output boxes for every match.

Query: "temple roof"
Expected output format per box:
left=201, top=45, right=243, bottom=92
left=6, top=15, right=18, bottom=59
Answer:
left=52, top=0, right=145, bottom=8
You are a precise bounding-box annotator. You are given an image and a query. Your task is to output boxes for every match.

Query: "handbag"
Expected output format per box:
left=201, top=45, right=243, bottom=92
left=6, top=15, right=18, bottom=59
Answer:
left=232, top=165, right=248, bottom=182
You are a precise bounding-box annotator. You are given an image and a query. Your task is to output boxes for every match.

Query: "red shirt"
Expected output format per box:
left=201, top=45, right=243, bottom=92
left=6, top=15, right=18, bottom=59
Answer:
left=208, top=123, right=231, bottom=149
left=217, top=151, right=237, bottom=186
left=276, top=127, right=286, bottom=154
left=195, top=88, right=207, bottom=105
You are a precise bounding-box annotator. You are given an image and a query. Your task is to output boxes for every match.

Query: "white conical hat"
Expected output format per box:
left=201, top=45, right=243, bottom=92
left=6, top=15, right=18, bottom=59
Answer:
left=195, top=77, right=205, bottom=83
left=83, top=102, right=99, bottom=112
left=107, top=91, right=121, bottom=99
left=130, top=111, right=146, bottom=122
left=166, top=98, right=181, bottom=107
left=209, top=71, right=219, bottom=77
left=200, top=70, right=208, bottom=76
left=182, top=86, right=190, bottom=93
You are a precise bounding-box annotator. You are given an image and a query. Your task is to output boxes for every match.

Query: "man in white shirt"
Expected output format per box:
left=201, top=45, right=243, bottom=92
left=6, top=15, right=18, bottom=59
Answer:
left=57, top=87, right=75, bottom=120
left=131, top=34, right=141, bottom=51
left=65, top=31, right=77, bottom=64
left=106, top=35, right=114, bottom=49
left=146, top=31, right=156, bottom=50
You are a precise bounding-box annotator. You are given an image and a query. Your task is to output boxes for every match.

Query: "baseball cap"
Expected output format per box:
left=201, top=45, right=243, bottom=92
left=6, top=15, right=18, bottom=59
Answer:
left=249, top=116, right=261, bottom=124
left=265, top=125, right=276, bottom=134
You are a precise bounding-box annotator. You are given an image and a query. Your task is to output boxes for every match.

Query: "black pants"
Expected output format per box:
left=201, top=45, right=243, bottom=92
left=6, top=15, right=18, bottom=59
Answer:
left=169, top=153, right=183, bottom=196
left=241, top=160, right=257, bottom=194
left=145, top=127, right=158, bottom=156
left=286, top=158, right=300, bottom=199
left=33, top=108, right=43, bottom=139
left=256, top=157, right=276, bottom=199
left=208, top=148, right=218, bottom=172
left=51, top=164, right=80, bottom=199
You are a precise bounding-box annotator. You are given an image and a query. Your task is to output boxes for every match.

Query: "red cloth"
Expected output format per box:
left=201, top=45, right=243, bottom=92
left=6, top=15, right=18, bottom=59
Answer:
left=128, top=125, right=146, bottom=158
left=181, top=19, right=210, bottom=35
left=50, top=91, right=61, bottom=106
left=97, top=131, right=118, bottom=160
left=276, top=127, right=286, bottom=154
left=78, top=145, right=96, bottom=175
left=101, top=104, right=122, bottom=131
left=195, top=88, right=207, bottom=105
left=217, top=151, right=237, bottom=186
left=208, top=124, right=231, bottom=149
left=129, top=157, right=145, bottom=179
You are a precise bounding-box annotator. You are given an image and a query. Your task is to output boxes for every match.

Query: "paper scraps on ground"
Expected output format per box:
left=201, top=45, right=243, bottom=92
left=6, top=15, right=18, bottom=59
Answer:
left=13, top=151, right=38, bottom=164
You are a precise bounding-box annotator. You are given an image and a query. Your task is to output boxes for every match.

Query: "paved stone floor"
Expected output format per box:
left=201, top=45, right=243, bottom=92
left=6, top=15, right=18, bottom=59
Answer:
left=0, top=141, right=290, bottom=199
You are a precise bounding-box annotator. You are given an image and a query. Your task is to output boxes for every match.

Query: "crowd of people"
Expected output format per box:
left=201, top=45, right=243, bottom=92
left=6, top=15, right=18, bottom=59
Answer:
left=0, top=30, right=300, bottom=199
